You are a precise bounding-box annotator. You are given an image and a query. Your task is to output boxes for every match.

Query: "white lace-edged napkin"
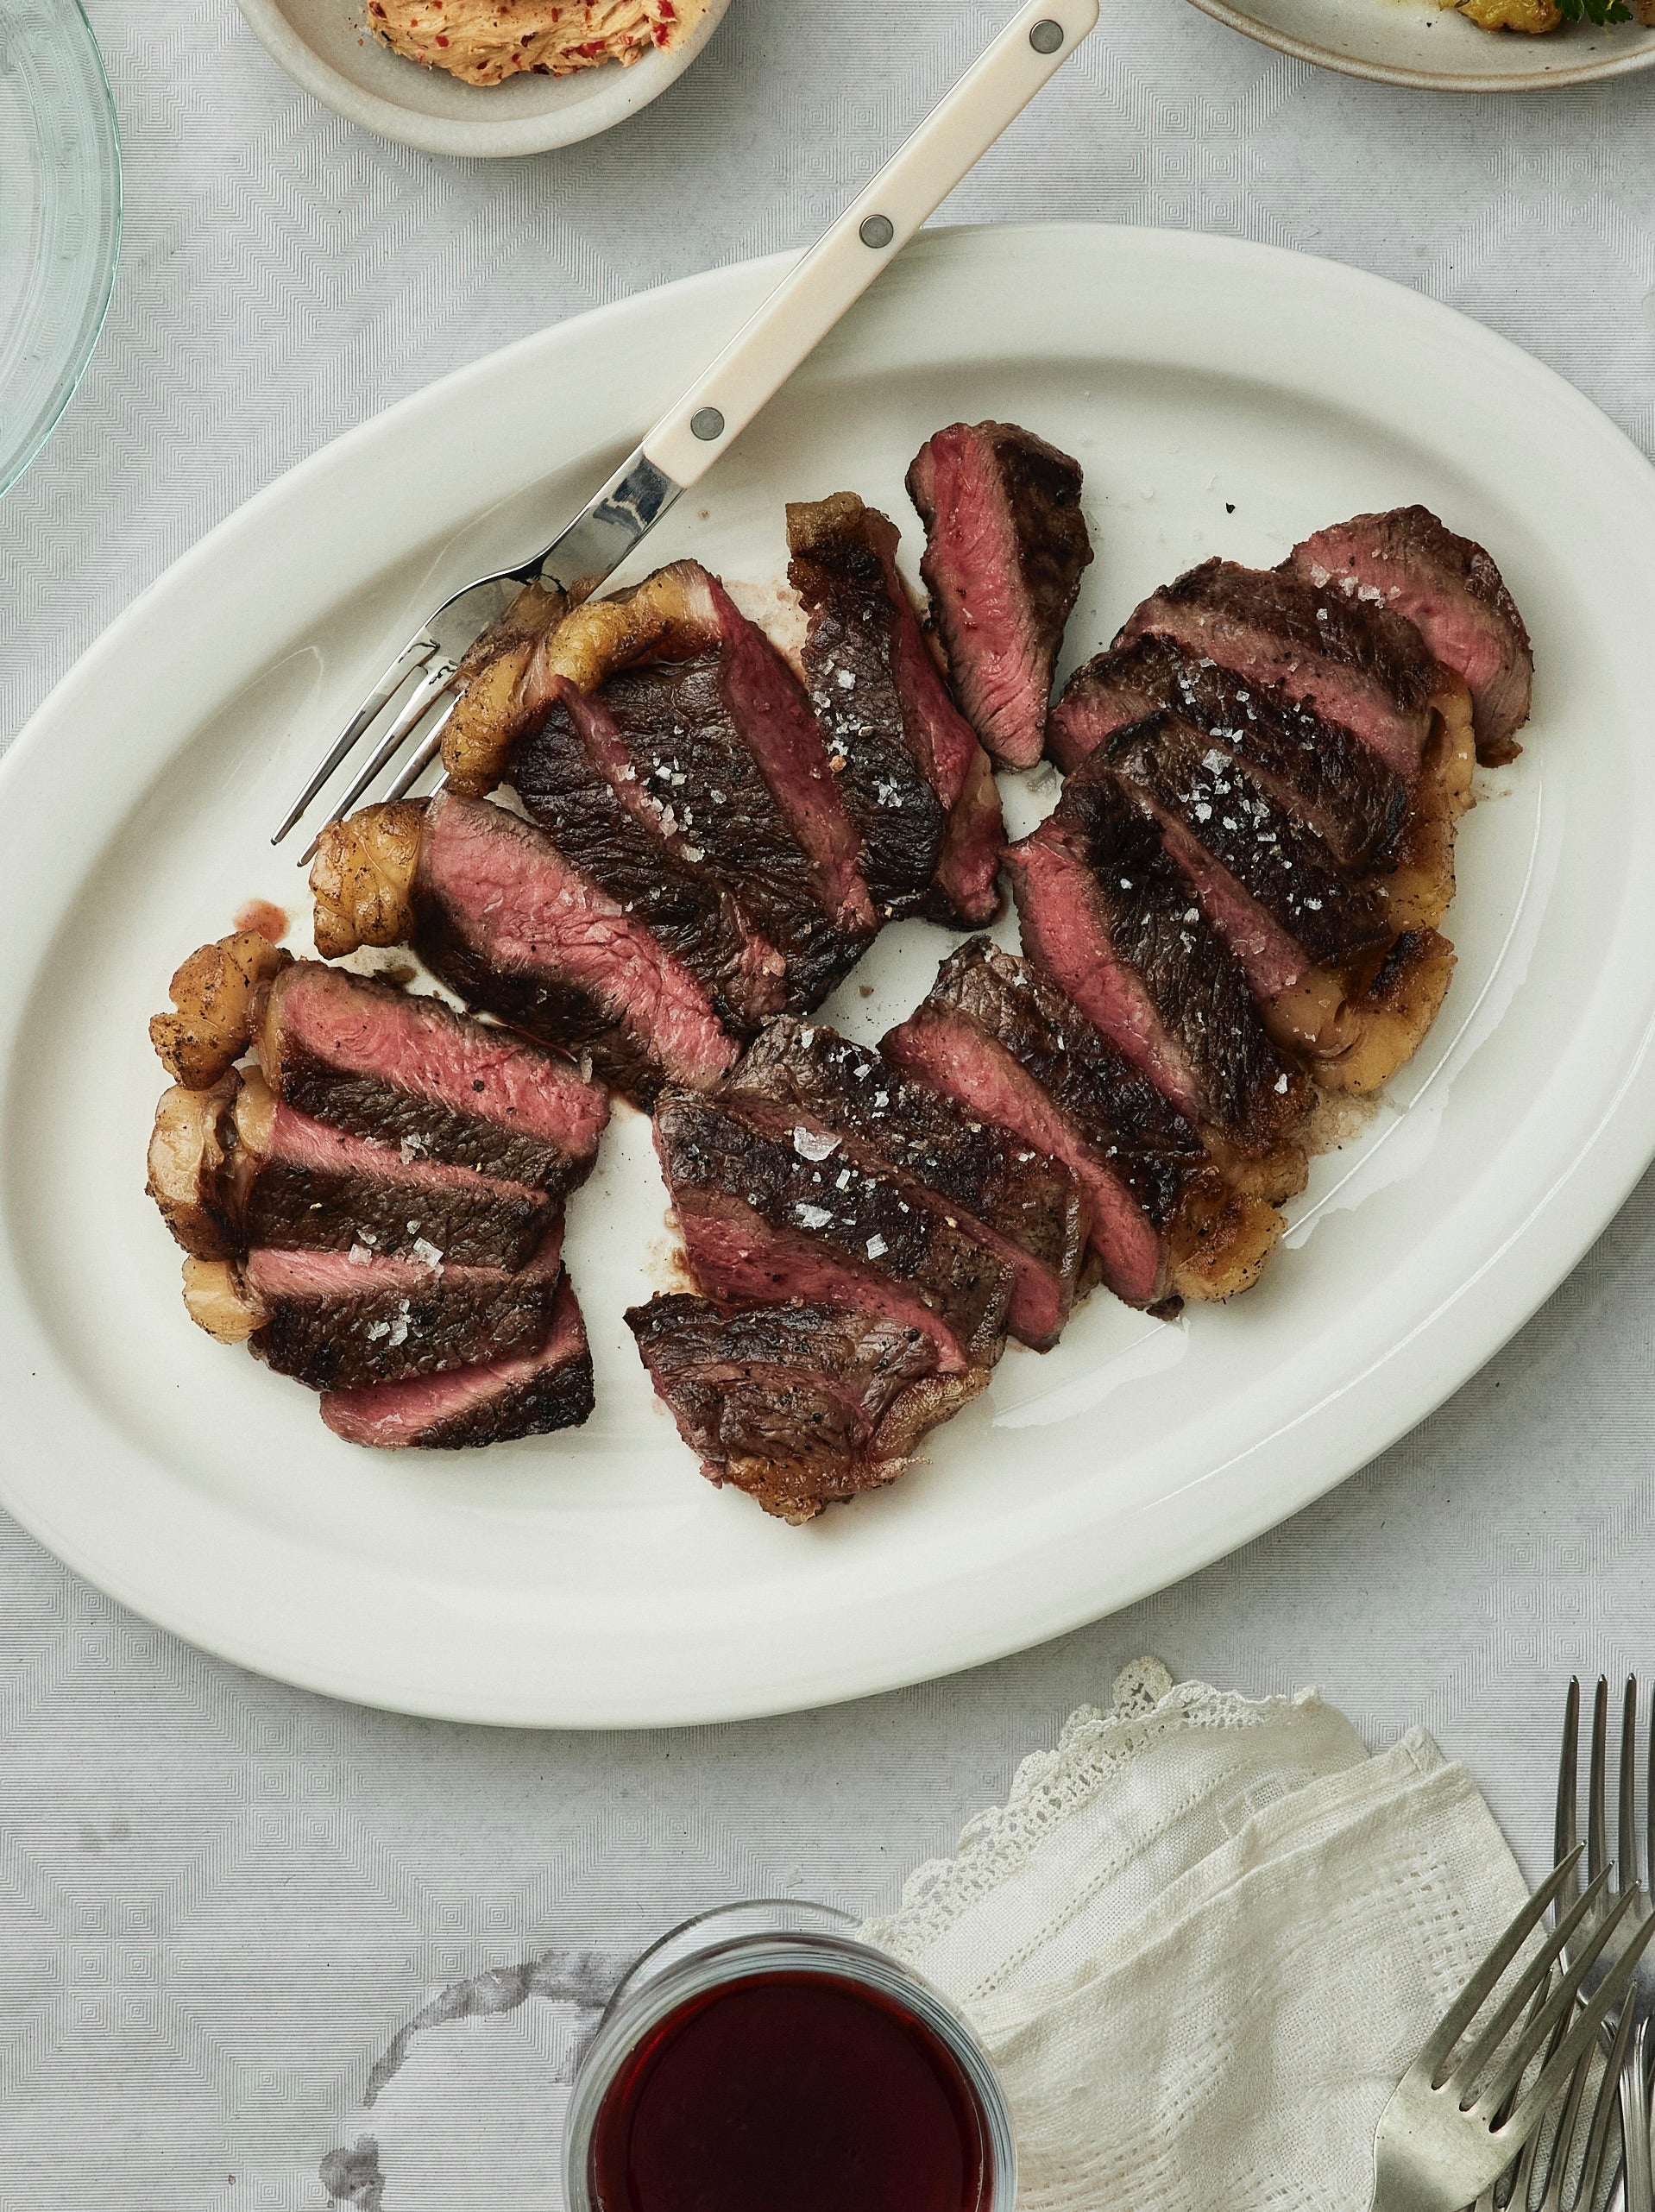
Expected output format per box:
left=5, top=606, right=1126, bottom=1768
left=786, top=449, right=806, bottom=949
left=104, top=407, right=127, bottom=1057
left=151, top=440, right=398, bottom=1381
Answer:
left=861, top=1659, right=1529, bottom=2212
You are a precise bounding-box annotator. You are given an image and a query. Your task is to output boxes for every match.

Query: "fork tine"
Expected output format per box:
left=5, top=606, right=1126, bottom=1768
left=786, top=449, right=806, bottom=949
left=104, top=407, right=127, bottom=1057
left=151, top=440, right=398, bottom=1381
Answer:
left=1557, top=1678, right=1582, bottom=1925
left=271, top=637, right=437, bottom=845
left=381, top=715, right=456, bottom=805
left=1621, top=1678, right=1639, bottom=1893
left=304, top=660, right=460, bottom=857
left=1418, top=1849, right=1585, bottom=2079
left=1589, top=1676, right=1610, bottom=1887
left=1453, top=1867, right=1613, bottom=2095
left=1490, top=1887, right=1655, bottom=2135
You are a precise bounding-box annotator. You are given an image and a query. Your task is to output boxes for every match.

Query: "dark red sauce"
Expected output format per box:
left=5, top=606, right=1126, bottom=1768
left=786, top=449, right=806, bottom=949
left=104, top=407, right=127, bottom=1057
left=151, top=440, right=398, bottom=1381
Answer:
left=589, top=1969, right=991, bottom=2212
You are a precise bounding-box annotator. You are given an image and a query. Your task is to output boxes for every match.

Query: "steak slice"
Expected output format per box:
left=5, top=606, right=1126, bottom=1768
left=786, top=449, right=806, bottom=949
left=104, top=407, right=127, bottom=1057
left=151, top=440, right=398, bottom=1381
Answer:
left=236, top=1223, right=565, bottom=1392
left=786, top=491, right=1004, bottom=927
left=509, top=559, right=876, bottom=1009
left=725, top=1016, right=1086, bottom=1351
left=1047, top=634, right=1408, bottom=873
left=1288, top=506, right=1533, bottom=764
left=231, top=1074, right=557, bottom=1270
left=1119, top=558, right=1438, bottom=781
left=626, top=1293, right=978, bottom=1523
left=1104, top=713, right=1392, bottom=1058
left=587, top=655, right=867, bottom=1012
left=412, top=791, right=739, bottom=1105
left=653, top=1090, right=1014, bottom=1373
left=258, top=957, right=608, bottom=1194
left=1007, top=770, right=1312, bottom=1159
left=907, top=420, right=1093, bottom=770
left=884, top=941, right=1281, bottom=1311
left=321, top=1276, right=594, bottom=1449
left=512, top=673, right=786, bottom=1031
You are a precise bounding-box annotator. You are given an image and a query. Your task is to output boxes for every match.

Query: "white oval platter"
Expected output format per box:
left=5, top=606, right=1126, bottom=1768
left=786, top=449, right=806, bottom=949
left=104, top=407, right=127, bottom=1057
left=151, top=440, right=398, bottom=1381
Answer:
left=3, top=224, right=1655, bottom=1728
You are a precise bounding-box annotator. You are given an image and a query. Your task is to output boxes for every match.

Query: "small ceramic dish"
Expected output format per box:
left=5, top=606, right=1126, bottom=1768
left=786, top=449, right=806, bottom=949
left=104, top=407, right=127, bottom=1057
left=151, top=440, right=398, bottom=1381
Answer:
left=1186, top=0, right=1655, bottom=91
left=231, top=0, right=733, bottom=158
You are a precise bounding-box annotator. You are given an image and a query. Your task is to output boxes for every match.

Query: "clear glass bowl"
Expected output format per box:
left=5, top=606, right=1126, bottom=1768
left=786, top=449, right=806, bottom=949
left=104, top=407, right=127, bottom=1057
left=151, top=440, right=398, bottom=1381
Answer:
left=0, top=0, right=121, bottom=498
left=564, top=1900, right=1016, bottom=2212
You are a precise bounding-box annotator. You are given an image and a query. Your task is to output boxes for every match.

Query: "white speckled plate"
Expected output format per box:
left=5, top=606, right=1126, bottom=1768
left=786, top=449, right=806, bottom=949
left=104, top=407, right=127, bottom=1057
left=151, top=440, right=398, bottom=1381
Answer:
left=3, top=224, right=1655, bottom=1726
left=1186, top=0, right=1655, bottom=91
left=231, top=0, right=732, bottom=158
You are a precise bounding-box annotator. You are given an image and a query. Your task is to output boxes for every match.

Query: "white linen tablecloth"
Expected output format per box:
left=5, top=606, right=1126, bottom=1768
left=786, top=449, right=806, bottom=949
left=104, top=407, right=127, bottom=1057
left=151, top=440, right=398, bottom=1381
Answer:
left=2, top=2, right=1652, bottom=2203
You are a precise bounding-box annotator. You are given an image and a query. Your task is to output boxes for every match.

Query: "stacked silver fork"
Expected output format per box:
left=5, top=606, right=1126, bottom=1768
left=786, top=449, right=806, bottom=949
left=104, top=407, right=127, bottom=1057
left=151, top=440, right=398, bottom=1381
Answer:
left=1556, top=1677, right=1655, bottom=2212
left=1469, top=1996, right=1636, bottom=2212
left=1368, top=1848, right=1655, bottom=2211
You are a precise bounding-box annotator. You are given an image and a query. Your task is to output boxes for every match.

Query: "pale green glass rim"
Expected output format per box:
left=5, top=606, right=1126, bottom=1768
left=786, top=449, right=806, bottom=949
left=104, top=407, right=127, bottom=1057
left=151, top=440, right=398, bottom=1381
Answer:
left=0, top=0, right=123, bottom=499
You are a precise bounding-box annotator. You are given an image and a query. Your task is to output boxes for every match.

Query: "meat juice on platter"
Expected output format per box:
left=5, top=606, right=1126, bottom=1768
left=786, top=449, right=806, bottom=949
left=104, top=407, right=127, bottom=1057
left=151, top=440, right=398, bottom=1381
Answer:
left=143, top=405, right=1537, bottom=1519
left=588, top=1971, right=992, bottom=2212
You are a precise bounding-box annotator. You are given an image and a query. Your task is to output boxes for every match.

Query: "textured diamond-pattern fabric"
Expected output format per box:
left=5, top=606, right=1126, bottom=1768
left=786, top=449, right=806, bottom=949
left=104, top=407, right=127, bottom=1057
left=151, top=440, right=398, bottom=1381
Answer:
left=3, top=0, right=1653, bottom=2203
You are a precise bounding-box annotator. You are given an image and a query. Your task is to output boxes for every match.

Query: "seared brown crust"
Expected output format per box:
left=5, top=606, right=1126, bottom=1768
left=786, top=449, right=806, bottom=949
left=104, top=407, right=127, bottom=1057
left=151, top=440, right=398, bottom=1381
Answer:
left=626, top=1293, right=976, bottom=1523
left=892, top=939, right=1205, bottom=1230
left=1289, top=507, right=1532, bottom=764
left=236, top=1097, right=557, bottom=1270
left=908, top=420, right=1093, bottom=770
left=259, top=961, right=607, bottom=1194
left=582, top=654, right=867, bottom=1012
left=146, top=1078, right=242, bottom=1258
left=725, top=1017, right=1087, bottom=1351
left=785, top=490, right=1004, bottom=929
left=513, top=678, right=783, bottom=1033
left=321, top=1276, right=594, bottom=1449
left=410, top=793, right=738, bottom=1106
left=441, top=581, right=569, bottom=800
left=1121, top=558, right=1438, bottom=779
left=150, top=932, right=293, bottom=1089
left=1315, top=928, right=1457, bottom=1096
left=1167, top=1169, right=1287, bottom=1305
left=1010, top=764, right=1312, bottom=1158
left=243, top=1235, right=563, bottom=1392
left=1106, top=712, right=1391, bottom=973
left=310, top=803, right=426, bottom=962
left=654, top=1090, right=1015, bottom=1372
left=787, top=494, right=950, bottom=919
left=1049, top=635, right=1411, bottom=872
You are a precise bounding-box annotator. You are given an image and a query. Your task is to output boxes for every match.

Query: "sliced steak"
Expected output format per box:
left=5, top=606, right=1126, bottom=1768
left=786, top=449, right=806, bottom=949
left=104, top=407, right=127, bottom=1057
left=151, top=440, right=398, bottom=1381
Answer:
left=1119, top=558, right=1438, bottom=781
left=412, top=791, right=739, bottom=1105
left=786, top=491, right=1004, bottom=927
left=907, top=420, right=1093, bottom=770
left=1288, top=506, right=1533, bottom=763
left=653, top=1090, right=1014, bottom=1373
left=240, top=1224, right=565, bottom=1392
left=884, top=939, right=1287, bottom=1311
left=1104, top=713, right=1392, bottom=1057
left=1006, top=769, right=1311, bottom=1158
left=231, top=1075, right=557, bottom=1270
left=1047, top=634, right=1408, bottom=872
left=512, top=560, right=876, bottom=1009
left=321, top=1276, right=594, bottom=1449
left=586, top=655, right=866, bottom=1011
left=627, top=1294, right=974, bottom=1522
left=726, top=1017, right=1086, bottom=1351
left=512, top=673, right=786, bottom=1031
left=258, top=957, right=608, bottom=1194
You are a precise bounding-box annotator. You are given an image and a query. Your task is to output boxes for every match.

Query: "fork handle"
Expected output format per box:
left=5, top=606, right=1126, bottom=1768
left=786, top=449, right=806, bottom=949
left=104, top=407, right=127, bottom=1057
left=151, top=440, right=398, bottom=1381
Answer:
left=640, top=0, right=1099, bottom=490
